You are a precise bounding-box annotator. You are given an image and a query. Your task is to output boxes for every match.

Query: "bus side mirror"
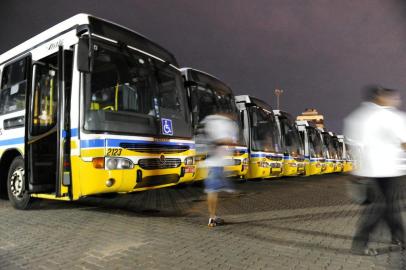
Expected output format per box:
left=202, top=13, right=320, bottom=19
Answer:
left=77, top=38, right=91, bottom=73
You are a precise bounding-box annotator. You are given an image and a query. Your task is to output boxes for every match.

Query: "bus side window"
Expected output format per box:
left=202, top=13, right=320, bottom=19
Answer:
left=0, top=57, right=30, bottom=115
left=31, top=64, right=58, bottom=135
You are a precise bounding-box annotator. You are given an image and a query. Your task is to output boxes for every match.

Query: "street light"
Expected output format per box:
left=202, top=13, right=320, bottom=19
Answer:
left=274, top=89, right=284, bottom=110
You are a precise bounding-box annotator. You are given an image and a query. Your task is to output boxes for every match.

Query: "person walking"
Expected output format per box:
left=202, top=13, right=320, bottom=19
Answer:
left=344, top=86, right=406, bottom=256
left=201, top=112, right=239, bottom=227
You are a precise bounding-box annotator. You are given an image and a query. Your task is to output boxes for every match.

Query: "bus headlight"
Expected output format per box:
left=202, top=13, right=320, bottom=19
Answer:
left=242, top=158, right=249, bottom=165
left=257, top=161, right=269, bottom=168
left=184, top=157, right=194, bottom=165
left=105, top=157, right=134, bottom=170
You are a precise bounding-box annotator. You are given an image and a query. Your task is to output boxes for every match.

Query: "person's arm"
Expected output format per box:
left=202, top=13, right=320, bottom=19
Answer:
left=392, top=112, right=406, bottom=150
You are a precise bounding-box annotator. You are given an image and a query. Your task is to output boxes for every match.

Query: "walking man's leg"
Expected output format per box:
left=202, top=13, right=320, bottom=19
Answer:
left=352, top=178, right=385, bottom=255
left=207, top=192, right=218, bottom=220
left=383, top=178, right=405, bottom=247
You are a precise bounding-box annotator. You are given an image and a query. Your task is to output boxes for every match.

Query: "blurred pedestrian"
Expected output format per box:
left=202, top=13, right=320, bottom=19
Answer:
left=202, top=112, right=239, bottom=227
left=344, top=85, right=406, bottom=256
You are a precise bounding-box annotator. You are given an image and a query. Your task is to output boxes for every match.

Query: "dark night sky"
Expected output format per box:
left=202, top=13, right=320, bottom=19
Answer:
left=1, top=0, right=406, bottom=132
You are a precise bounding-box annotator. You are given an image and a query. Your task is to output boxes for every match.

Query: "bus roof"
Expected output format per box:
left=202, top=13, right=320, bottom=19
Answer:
left=235, top=95, right=274, bottom=112
left=181, top=67, right=234, bottom=95
left=0, top=13, right=178, bottom=66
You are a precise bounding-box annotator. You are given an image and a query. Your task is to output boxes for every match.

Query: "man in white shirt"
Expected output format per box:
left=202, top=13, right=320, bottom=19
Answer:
left=344, top=86, right=406, bottom=255
left=201, top=112, right=239, bottom=227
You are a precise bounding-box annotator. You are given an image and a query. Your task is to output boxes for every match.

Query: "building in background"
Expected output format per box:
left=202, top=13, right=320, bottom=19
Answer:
left=297, top=109, right=325, bottom=128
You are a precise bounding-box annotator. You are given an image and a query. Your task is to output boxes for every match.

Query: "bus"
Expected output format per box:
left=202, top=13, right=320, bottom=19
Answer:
left=0, top=14, right=196, bottom=209
left=273, top=110, right=306, bottom=176
left=337, top=135, right=353, bottom=172
left=296, top=120, right=325, bottom=176
left=331, top=133, right=344, bottom=172
left=320, top=130, right=337, bottom=174
left=235, top=95, right=283, bottom=179
left=181, top=68, right=248, bottom=180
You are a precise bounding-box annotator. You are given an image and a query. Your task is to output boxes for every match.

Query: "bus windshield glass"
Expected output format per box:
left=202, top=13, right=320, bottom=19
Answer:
left=83, top=40, right=191, bottom=137
left=322, top=133, right=338, bottom=159
left=279, top=117, right=303, bottom=157
left=189, top=74, right=245, bottom=145
left=308, top=127, right=323, bottom=158
left=249, top=106, right=280, bottom=153
left=333, top=137, right=343, bottom=159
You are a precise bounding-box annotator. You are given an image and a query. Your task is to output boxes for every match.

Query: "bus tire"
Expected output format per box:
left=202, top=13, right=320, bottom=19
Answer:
left=7, top=156, right=33, bottom=210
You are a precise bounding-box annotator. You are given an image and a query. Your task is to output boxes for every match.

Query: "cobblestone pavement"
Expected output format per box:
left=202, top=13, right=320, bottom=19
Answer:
left=0, top=174, right=405, bottom=270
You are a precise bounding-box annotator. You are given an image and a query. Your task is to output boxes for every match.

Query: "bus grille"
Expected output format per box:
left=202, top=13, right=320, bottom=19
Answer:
left=269, top=156, right=283, bottom=161
left=138, top=158, right=182, bottom=170
left=120, top=143, right=190, bottom=154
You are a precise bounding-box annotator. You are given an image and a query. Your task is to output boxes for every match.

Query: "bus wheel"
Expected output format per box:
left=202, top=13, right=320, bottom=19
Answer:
left=7, top=157, right=33, bottom=210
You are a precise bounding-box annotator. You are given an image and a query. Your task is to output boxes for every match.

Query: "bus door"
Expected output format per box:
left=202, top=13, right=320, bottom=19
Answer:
left=25, top=47, right=73, bottom=196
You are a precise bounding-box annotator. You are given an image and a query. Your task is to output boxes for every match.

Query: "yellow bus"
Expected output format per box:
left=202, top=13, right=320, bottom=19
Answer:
left=182, top=68, right=248, bottom=181
left=274, top=111, right=306, bottom=176
left=321, top=131, right=337, bottom=173
left=235, top=95, right=283, bottom=179
left=0, top=14, right=196, bottom=209
left=331, top=134, right=344, bottom=172
left=337, top=135, right=353, bottom=172
left=296, top=120, right=325, bottom=176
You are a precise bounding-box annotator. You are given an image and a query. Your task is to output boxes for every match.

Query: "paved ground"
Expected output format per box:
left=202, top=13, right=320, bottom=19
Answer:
left=0, top=174, right=405, bottom=270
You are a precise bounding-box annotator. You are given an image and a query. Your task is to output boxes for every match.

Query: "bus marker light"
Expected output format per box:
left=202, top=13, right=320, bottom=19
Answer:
left=92, top=157, right=105, bottom=169
left=184, top=166, right=195, bottom=173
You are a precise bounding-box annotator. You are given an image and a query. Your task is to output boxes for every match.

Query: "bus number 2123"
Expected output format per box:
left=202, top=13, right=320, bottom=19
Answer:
left=106, top=148, right=123, bottom=156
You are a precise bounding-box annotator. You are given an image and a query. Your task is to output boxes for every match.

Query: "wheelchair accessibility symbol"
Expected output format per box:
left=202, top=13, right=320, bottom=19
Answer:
left=161, top=118, right=173, bottom=136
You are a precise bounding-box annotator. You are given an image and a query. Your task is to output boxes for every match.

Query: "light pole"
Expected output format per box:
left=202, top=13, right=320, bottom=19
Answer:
left=274, top=89, right=284, bottom=110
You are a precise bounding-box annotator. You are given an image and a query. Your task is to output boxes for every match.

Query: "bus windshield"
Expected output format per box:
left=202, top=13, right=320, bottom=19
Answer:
left=189, top=74, right=245, bottom=145
left=84, top=40, right=191, bottom=137
left=249, top=106, right=280, bottom=153
left=308, top=127, right=323, bottom=158
left=322, top=133, right=338, bottom=159
left=279, top=117, right=303, bottom=157
left=333, top=137, right=343, bottom=159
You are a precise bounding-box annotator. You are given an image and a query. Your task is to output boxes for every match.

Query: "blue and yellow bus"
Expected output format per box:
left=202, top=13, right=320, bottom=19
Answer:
left=0, top=14, right=196, bottom=209
left=337, top=135, right=353, bottom=172
left=331, top=133, right=344, bottom=172
left=235, top=95, right=283, bottom=179
left=296, top=120, right=325, bottom=176
left=181, top=68, right=248, bottom=181
left=320, top=131, right=338, bottom=174
left=274, top=111, right=306, bottom=176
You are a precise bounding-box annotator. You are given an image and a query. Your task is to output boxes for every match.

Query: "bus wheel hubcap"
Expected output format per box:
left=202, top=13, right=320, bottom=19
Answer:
left=10, top=168, right=24, bottom=198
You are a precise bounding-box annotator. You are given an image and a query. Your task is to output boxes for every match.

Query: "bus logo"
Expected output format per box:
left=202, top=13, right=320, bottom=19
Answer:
left=161, top=118, right=173, bottom=136
left=160, top=154, right=166, bottom=164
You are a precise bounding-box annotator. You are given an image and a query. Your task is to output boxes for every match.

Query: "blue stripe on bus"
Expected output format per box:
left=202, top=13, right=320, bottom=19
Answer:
left=61, top=128, right=79, bottom=139
left=80, top=139, right=105, bottom=148
left=250, top=153, right=266, bottom=158
left=0, top=137, right=24, bottom=146
left=79, top=138, right=195, bottom=149
left=250, top=153, right=283, bottom=158
left=71, top=128, right=78, bottom=137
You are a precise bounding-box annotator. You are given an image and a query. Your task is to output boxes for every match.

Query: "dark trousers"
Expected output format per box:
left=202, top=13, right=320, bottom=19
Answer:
left=352, top=177, right=405, bottom=249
